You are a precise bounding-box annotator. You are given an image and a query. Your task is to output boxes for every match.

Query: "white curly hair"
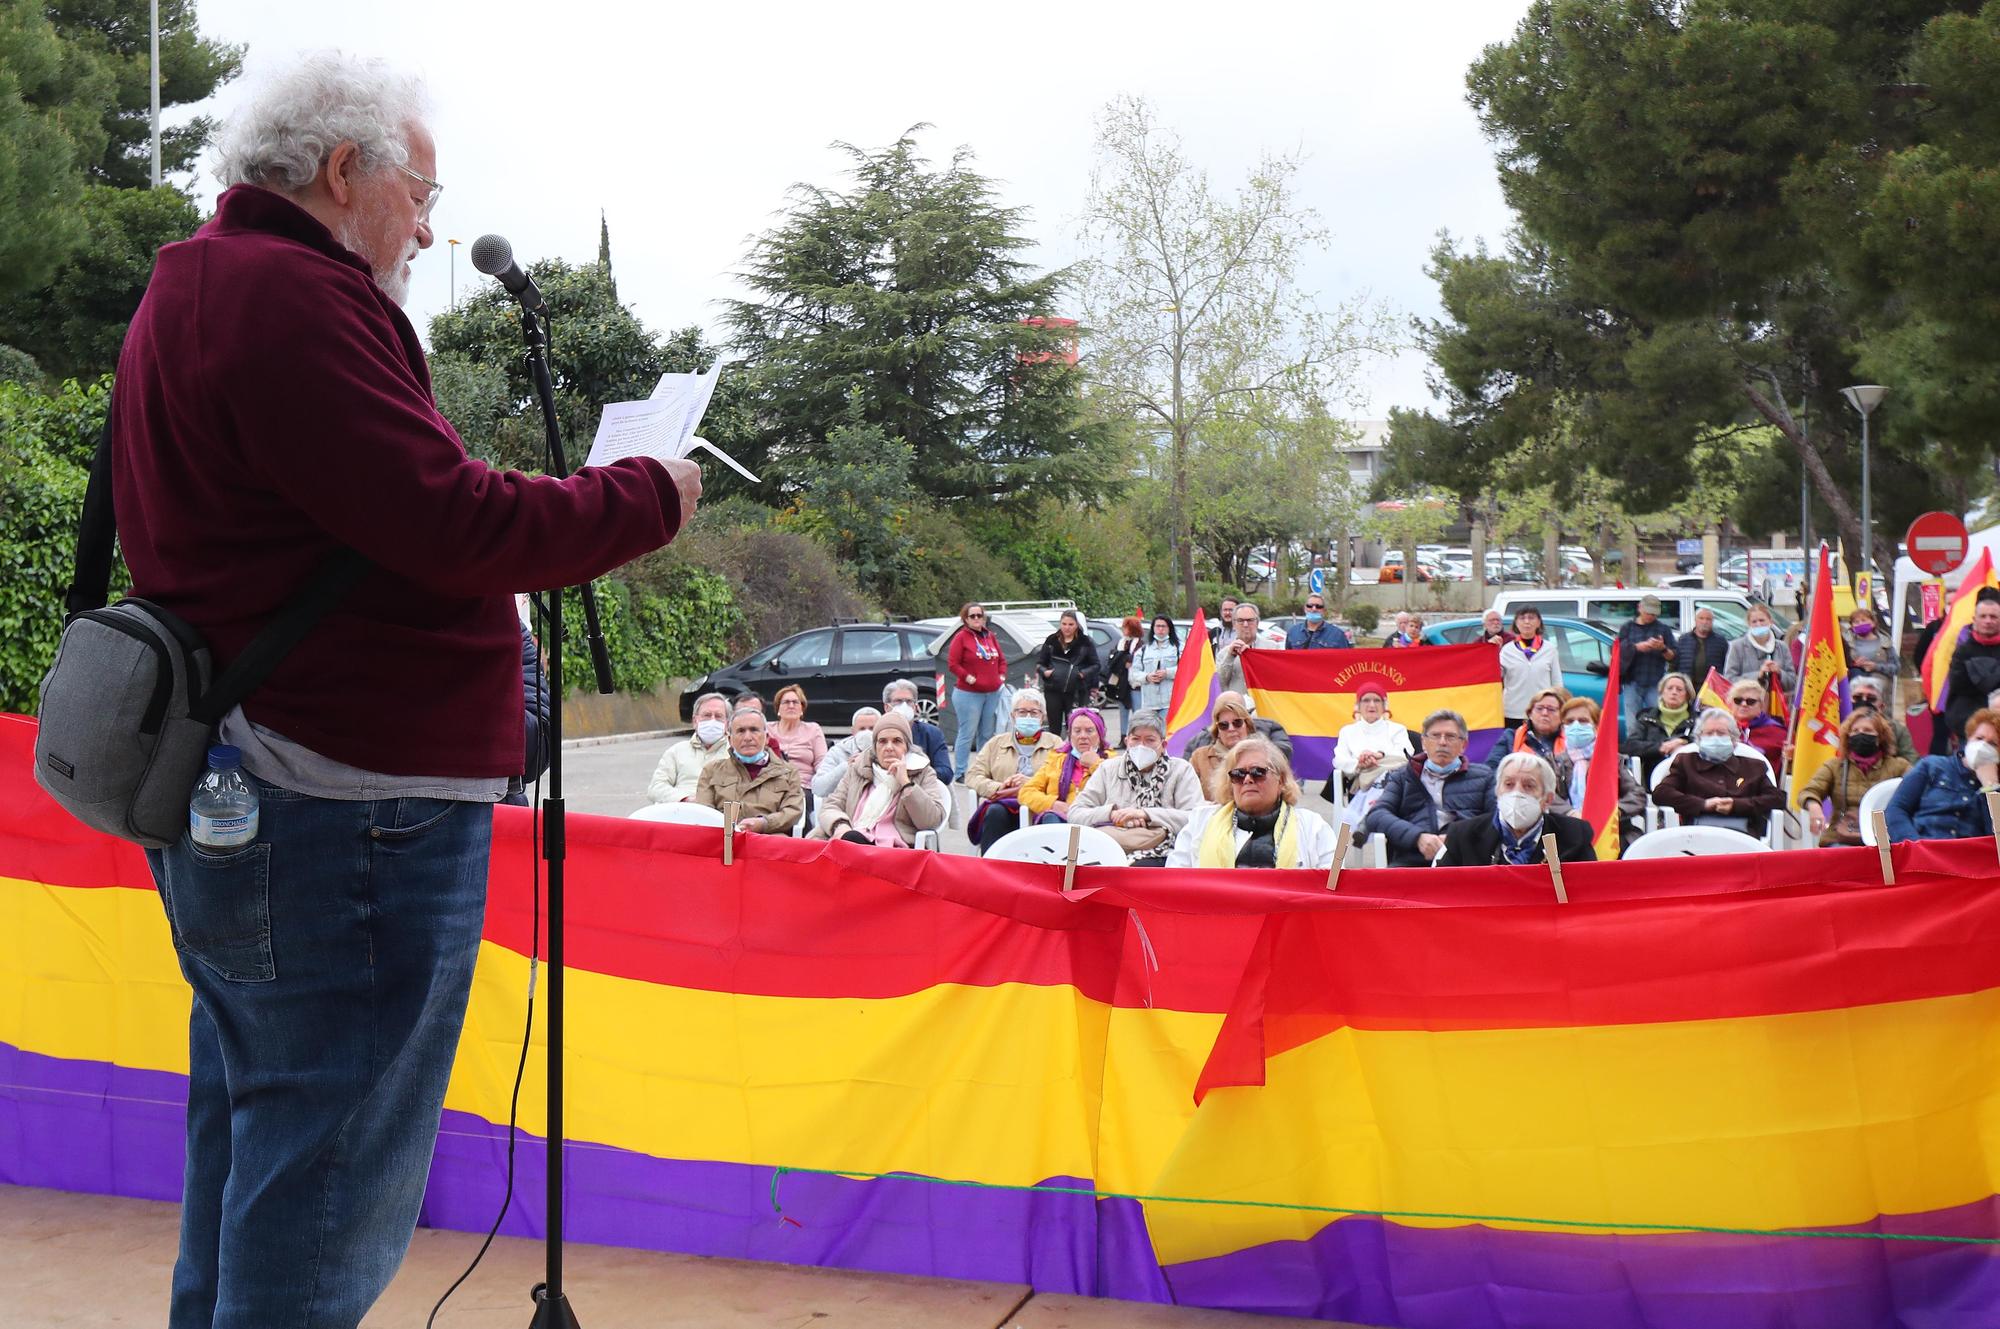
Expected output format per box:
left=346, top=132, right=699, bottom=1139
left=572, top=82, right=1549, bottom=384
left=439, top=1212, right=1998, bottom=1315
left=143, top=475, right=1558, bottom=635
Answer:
left=211, top=52, right=429, bottom=193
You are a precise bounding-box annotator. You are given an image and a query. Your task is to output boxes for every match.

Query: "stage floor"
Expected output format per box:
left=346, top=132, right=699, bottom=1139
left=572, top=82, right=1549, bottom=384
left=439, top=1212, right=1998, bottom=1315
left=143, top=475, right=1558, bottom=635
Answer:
left=0, top=1185, right=1367, bottom=1328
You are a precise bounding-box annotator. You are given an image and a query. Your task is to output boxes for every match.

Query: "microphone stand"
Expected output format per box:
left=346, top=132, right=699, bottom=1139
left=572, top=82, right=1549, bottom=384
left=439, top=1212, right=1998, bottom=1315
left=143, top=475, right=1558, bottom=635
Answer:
left=514, top=302, right=613, bottom=1329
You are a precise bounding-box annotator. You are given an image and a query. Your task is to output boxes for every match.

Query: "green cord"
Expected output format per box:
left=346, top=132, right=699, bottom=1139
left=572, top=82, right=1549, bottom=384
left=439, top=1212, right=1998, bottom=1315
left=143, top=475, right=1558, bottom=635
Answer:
left=767, top=1165, right=2000, bottom=1246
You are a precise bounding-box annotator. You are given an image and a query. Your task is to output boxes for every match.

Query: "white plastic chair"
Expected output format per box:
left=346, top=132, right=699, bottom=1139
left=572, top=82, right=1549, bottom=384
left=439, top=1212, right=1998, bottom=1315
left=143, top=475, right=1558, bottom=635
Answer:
left=1858, top=778, right=1903, bottom=847
left=629, top=801, right=725, bottom=827
left=986, top=822, right=1129, bottom=867
left=1623, top=825, right=1772, bottom=858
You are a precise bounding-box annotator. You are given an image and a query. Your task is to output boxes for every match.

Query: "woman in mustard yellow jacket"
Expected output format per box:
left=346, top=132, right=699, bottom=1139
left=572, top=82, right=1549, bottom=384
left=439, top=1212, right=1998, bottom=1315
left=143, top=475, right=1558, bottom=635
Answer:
left=1019, top=707, right=1114, bottom=824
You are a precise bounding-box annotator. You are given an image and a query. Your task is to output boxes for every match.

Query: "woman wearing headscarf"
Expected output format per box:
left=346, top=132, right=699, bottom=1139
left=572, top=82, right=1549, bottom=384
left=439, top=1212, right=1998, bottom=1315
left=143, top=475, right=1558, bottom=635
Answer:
left=1132, top=615, right=1181, bottom=716
left=1438, top=751, right=1597, bottom=866
left=816, top=710, right=949, bottom=848
left=1019, top=707, right=1114, bottom=824
left=1167, top=735, right=1341, bottom=869
left=1036, top=609, right=1101, bottom=733
left=1069, top=710, right=1202, bottom=864
left=1800, top=708, right=1911, bottom=846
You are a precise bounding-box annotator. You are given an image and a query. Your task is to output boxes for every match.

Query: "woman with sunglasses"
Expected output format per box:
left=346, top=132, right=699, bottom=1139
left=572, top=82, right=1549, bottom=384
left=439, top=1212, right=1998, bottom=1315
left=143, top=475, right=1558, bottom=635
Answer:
left=947, top=603, right=1008, bottom=780
left=1726, top=681, right=1787, bottom=763
left=1167, top=735, right=1340, bottom=868
left=1188, top=694, right=1259, bottom=791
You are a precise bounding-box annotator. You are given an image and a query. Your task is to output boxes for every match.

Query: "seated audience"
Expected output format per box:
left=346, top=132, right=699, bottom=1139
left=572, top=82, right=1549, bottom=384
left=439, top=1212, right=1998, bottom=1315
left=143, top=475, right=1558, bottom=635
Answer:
left=769, top=684, right=827, bottom=790
left=966, top=689, right=1063, bottom=853
left=1652, top=707, right=1783, bottom=837
left=1490, top=687, right=1567, bottom=767
left=1020, top=708, right=1114, bottom=824
left=881, top=677, right=955, bottom=783
left=1069, top=710, right=1202, bottom=865
left=1498, top=608, right=1561, bottom=726
left=1167, top=735, right=1341, bottom=869
left=1800, top=709, right=1912, bottom=846
left=1726, top=679, right=1787, bottom=762
left=1365, top=708, right=1497, bottom=866
left=1333, top=680, right=1414, bottom=795
left=693, top=707, right=806, bottom=834
left=1187, top=691, right=1293, bottom=787
left=1439, top=752, right=1597, bottom=866
left=1884, top=709, right=2000, bottom=844
left=817, top=710, right=948, bottom=847
left=1627, top=671, right=1696, bottom=784
left=1846, top=674, right=1917, bottom=761
left=1547, top=695, right=1643, bottom=846
left=812, top=708, right=881, bottom=801
left=648, top=691, right=733, bottom=804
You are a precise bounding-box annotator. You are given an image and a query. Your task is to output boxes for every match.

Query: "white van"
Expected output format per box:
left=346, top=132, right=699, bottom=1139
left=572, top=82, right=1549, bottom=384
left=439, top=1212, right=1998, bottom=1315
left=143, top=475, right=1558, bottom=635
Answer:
left=1490, top=587, right=1765, bottom=639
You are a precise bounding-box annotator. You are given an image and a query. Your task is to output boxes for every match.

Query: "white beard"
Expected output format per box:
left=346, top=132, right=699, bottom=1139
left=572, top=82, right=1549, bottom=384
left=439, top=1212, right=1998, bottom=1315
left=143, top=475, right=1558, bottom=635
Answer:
left=335, top=211, right=416, bottom=305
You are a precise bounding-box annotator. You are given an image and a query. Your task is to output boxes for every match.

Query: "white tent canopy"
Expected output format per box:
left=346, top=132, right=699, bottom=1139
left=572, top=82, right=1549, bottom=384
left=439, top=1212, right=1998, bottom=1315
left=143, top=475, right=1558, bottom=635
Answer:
left=1891, top=521, right=2000, bottom=658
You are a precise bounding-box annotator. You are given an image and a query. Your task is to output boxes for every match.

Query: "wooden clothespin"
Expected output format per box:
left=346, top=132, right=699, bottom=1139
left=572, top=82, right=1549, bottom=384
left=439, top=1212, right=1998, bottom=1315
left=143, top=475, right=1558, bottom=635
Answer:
left=1986, top=791, right=2000, bottom=866
left=1326, top=822, right=1353, bottom=891
left=1542, top=834, right=1568, bottom=904
left=723, top=801, right=739, bottom=866
left=1061, top=823, right=1082, bottom=894
left=1871, top=809, right=1893, bottom=885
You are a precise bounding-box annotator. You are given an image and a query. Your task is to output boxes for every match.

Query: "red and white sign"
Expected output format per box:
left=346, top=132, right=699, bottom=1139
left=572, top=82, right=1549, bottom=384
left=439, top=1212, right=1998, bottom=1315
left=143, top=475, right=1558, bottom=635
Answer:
left=1905, top=511, right=1971, bottom=576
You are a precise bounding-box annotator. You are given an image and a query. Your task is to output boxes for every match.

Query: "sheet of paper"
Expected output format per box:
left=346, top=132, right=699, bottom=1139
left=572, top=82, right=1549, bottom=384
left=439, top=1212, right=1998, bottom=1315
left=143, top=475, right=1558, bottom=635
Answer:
left=584, top=360, right=723, bottom=468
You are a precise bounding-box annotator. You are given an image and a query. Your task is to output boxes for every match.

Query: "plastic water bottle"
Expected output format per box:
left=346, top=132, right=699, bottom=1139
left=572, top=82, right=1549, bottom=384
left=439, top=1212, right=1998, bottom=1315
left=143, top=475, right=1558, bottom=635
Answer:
left=190, top=744, right=259, bottom=849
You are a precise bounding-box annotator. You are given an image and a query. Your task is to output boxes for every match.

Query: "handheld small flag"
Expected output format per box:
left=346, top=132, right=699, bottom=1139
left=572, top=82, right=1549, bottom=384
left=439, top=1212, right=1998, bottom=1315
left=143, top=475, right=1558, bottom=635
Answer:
left=1578, top=641, right=1622, bottom=860
left=1163, top=611, right=1218, bottom=757
left=1789, top=543, right=1849, bottom=808
left=1697, top=668, right=1731, bottom=712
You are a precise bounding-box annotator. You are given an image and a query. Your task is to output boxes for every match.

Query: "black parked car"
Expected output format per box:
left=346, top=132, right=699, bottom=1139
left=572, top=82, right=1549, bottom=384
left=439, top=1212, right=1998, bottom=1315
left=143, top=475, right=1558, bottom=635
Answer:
left=679, top=622, right=943, bottom=731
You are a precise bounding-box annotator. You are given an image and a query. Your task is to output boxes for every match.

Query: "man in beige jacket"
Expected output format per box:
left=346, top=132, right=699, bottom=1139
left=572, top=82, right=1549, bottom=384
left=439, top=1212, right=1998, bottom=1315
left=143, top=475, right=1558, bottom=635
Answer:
left=695, top=707, right=805, bottom=833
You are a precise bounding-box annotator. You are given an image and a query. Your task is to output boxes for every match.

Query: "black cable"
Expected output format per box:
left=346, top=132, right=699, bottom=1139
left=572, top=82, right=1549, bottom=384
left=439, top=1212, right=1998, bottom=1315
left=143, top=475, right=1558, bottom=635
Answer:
left=426, top=594, right=547, bottom=1327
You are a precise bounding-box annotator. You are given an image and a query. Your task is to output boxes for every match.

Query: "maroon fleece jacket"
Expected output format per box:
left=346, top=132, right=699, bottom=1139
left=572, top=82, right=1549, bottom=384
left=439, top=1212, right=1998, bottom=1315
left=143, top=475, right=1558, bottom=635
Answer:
left=111, top=186, right=683, bottom=777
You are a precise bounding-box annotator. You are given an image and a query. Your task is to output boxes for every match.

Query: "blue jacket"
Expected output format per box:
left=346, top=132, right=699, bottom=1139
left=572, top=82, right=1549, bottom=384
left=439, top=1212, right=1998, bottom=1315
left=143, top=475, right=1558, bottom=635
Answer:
left=504, top=624, right=551, bottom=807
left=1365, top=754, right=1498, bottom=867
left=1285, top=621, right=1352, bottom=650
left=913, top=717, right=954, bottom=785
left=1884, top=754, right=1993, bottom=844
left=1675, top=630, right=1731, bottom=681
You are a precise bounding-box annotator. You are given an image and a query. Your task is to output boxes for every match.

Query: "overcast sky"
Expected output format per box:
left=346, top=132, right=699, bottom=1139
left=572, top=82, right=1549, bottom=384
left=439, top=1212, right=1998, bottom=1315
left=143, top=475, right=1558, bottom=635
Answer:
left=179, top=0, right=1530, bottom=418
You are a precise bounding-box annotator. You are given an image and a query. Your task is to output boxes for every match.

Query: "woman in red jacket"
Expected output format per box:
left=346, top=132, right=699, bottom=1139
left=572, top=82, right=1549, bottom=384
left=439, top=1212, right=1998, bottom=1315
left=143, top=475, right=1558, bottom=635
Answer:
left=948, top=602, right=1008, bottom=781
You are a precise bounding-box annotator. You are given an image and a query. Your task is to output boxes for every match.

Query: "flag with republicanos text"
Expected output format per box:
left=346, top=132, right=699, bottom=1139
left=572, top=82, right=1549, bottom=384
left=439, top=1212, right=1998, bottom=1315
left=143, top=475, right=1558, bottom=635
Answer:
left=1239, top=643, right=1504, bottom=780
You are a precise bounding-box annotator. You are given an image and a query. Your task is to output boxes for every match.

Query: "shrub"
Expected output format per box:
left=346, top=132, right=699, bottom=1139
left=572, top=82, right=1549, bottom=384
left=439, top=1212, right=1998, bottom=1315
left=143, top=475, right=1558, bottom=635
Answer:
left=885, top=505, right=1025, bottom=620
left=639, top=511, right=870, bottom=658
left=556, top=567, right=739, bottom=697
left=1346, top=603, right=1382, bottom=634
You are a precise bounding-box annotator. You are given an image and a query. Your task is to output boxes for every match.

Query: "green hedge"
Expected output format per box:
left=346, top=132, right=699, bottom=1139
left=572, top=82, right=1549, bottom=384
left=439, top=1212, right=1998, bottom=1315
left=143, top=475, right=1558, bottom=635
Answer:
left=557, top=567, right=739, bottom=697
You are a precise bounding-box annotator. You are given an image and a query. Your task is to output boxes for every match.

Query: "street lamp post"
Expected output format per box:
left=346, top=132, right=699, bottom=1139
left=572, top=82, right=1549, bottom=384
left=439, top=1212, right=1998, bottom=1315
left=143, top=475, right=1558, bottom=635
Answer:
left=1841, top=384, right=1888, bottom=576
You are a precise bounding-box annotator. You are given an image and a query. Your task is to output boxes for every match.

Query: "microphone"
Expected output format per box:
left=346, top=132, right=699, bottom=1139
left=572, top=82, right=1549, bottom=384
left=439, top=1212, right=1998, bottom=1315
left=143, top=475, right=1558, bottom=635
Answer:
left=469, top=233, right=546, bottom=313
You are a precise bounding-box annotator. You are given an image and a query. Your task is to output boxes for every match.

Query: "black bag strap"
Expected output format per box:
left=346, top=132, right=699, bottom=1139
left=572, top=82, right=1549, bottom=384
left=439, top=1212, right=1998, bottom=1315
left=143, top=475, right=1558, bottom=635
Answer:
left=70, top=390, right=373, bottom=723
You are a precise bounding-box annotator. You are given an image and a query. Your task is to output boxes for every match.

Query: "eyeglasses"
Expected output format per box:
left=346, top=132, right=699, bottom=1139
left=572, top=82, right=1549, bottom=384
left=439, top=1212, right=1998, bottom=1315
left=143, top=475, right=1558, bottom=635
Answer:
left=1730, top=697, right=1761, bottom=708
left=1425, top=731, right=1467, bottom=744
left=1226, top=766, right=1272, bottom=785
left=396, top=163, right=442, bottom=221
left=1215, top=717, right=1250, bottom=731
left=1305, top=603, right=1325, bottom=610
left=966, top=613, right=985, bottom=620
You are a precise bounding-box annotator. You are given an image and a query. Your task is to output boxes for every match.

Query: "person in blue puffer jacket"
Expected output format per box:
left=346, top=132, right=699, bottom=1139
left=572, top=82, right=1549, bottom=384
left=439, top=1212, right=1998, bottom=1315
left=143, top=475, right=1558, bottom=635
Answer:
left=504, top=620, right=551, bottom=807
left=1364, top=708, right=1496, bottom=866
left=1884, top=708, right=2000, bottom=844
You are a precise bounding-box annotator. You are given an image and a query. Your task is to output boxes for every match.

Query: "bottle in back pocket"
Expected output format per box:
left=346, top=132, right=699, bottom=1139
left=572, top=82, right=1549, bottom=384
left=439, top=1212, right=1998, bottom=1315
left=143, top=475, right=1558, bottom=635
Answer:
left=190, top=744, right=259, bottom=849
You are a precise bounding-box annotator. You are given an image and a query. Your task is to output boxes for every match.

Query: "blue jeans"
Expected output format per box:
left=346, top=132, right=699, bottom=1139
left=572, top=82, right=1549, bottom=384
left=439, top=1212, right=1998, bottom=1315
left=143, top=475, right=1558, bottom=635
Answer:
left=1621, top=680, right=1658, bottom=738
left=951, top=686, right=1005, bottom=780
left=147, top=776, right=493, bottom=1329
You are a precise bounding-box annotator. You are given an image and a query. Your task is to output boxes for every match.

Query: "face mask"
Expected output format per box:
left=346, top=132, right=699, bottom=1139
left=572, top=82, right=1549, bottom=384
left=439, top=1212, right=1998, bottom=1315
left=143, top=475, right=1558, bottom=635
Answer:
left=1750, top=625, right=1774, bottom=644
left=1853, top=622, right=1874, bottom=637
left=1153, top=627, right=1168, bottom=640
left=892, top=702, right=915, bottom=719
left=1697, top=734, right=1735, bottom=763
left=1846, top=733, right=1881, bottom=758
left=695, top=719, right=726, bottom=746
left=1425, top=755, right=1463, bottom=776
left=733, top=743, right=769, bottom=766
left=1013, top=714, right=1042, bottom=739
left=1127, top=743, right=1160, bottom=771
left=1563, top=721, right=1595, bottom=751
left=1305, top=611, right=1324, bottom=625
left=1965, top=739, right=1999, bottom=769
left=903, top=750, right=929, bottom=772
left=1497, top=791, right=1542, bottom=833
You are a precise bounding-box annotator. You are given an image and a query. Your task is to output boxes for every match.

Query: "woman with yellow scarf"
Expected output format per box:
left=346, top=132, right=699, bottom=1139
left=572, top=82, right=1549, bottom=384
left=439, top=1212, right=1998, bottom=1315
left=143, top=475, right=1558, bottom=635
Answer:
left=1167, top=735, right=1342, bottom=869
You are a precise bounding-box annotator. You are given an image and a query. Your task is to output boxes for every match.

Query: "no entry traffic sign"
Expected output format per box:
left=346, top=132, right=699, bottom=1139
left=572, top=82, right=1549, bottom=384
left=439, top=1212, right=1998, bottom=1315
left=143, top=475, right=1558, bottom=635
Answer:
left=1905, top=511, right=1971, bottom=576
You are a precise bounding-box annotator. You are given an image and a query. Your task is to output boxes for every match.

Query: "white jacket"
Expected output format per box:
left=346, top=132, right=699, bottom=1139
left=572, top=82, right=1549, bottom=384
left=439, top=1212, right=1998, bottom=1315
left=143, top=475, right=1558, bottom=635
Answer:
left=1333, top=716, right=1414, bottom=776
left=1498, top=638, right=1564, bottom=718
left=647, top=735, right=729, bottom=803
left=1166, top=802, right=1342, bottom=869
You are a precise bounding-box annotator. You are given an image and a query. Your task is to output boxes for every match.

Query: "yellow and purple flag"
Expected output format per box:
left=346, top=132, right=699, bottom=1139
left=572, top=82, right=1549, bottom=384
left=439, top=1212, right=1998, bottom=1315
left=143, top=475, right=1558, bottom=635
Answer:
left=1789, top=543, right=1849, bottom=808
left=1240, top=643, right=1505, bottom=779
left=1163, top=609, right=1218, bottom=757
left=1923, top=546, right=2000, bottom=710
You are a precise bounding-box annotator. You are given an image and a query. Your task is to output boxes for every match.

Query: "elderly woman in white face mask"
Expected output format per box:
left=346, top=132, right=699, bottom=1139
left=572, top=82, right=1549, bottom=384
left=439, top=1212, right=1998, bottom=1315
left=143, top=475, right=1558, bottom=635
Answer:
left=1067, top=710, right=1203, bottom=865
left=816, top=710, right=948, bottom=848
left=1438, top=752, right=1597, bottom=866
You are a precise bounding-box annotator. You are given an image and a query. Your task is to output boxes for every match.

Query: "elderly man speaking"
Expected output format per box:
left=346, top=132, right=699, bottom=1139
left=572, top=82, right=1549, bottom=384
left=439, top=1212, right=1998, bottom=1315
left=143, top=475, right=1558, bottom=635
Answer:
left=112, top=54, right=702, bottom=1329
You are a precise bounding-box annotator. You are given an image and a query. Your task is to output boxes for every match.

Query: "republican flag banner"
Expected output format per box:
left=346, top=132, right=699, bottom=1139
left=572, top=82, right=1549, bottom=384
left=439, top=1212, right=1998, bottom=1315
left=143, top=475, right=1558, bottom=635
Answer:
left=1578, top=639, right=1621, bottom=860
left=1923, top=546, right=1999, bottom=710
left=1239, top=643, right=1505, bottom=781
left=1697, top=667, right=1731, bottom=712
left=1163, top=609, right=1218, bottom=757
left=1789, top=543, right=1849, bottom=808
